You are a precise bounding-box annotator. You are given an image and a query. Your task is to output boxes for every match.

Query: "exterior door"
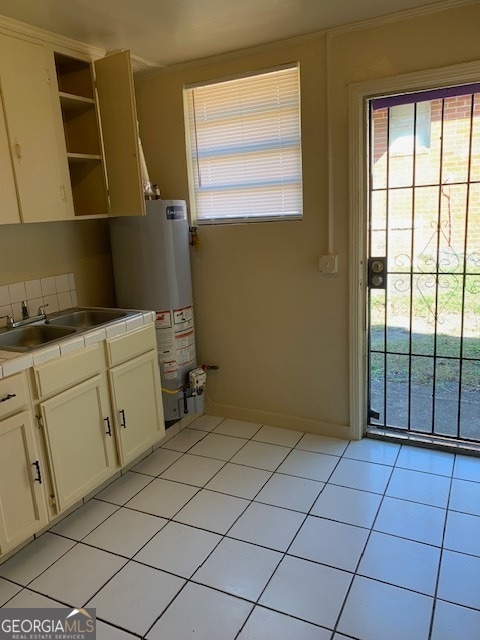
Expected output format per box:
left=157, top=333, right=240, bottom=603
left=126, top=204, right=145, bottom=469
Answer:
left=367, top=85, right=480, bottom=442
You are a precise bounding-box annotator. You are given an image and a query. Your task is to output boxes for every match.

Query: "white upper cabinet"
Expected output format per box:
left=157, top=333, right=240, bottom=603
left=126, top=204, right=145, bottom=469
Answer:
left=0, top=96, right=20, bottom=224
left=0, top=32, right=145, bottom=224
left=0, top=34, right=74, bottom=223
left=95, top=50, right=145, bottom=217
left=53, top=52, right=109, bottom=218
left=52, top=49, right=145, bottom=219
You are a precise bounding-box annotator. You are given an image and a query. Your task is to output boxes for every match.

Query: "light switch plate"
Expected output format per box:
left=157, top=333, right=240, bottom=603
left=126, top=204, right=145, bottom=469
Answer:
left=319, top=255, right=339, bottom=274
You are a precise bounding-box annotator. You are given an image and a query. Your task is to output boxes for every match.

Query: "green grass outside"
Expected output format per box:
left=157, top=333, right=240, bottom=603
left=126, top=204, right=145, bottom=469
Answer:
left=369, top=276, right=480, bottom=390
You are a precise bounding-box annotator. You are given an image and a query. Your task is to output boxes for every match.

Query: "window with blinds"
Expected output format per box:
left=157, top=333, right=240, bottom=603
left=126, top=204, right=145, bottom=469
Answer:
left=184, top=64, right=303, bottom=224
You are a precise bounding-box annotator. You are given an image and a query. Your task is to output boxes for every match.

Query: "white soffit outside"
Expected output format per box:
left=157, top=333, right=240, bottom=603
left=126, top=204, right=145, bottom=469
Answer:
left=0, top=0, right=475, bottom=68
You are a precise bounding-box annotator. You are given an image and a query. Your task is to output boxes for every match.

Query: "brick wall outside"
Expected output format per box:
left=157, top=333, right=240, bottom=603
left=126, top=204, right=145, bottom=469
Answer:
left=370, top=95, right=480, bottom=271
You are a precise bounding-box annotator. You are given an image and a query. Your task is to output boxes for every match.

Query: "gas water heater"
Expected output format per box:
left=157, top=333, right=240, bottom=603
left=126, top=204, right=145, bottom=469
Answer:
left=109, top=199, right=205, bottom=423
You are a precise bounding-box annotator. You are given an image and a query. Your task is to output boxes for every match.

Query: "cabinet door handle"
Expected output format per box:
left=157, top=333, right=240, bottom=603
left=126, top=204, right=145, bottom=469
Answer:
left=14, top=142, right=22, bottom=160
left=119, top=409, right=127, bottom=428
left=104, top=416, right=112, bottom=436
left=32, top=460, right=42, bottom=485
left=0, top=393, right=16, bottom=403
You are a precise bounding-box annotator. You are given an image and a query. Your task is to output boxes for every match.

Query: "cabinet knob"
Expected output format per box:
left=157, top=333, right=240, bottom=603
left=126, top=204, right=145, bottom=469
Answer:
left=119, top=409, right=127, bottom=428
left=14, top=142, right=22, bottom=161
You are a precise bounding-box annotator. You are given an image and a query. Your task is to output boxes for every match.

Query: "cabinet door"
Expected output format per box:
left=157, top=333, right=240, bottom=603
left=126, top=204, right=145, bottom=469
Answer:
left=0, top=35, right=74, bottom=222
left=0, top=94, right=20, bottom=224
left=41, top=375, right=117, bottom=512
left=0, top=411, right=48, bottom=554
left=94, top=50, right=145, bottom=217
left=109, top=350, right=164, bottom=465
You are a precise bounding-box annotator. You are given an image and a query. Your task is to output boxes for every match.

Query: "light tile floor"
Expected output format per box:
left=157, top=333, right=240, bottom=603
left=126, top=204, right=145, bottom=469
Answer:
left=1, top=415, right=480, bottom=640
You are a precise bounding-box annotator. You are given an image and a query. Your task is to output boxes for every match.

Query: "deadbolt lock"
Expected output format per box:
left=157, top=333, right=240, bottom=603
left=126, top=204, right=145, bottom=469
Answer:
left=368, top=257, right=387, bottom=289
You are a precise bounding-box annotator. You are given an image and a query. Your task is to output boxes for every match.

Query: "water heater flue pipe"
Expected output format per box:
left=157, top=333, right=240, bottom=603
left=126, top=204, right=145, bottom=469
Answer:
left=137, top=134, right=150, bottom=184
left=138, top=133, right=159, bottom=198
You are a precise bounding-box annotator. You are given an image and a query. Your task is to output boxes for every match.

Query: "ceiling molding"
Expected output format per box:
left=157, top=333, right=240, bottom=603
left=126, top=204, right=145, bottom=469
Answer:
left=137, top=30, right=326, bottom=78
left=137, top=0, right=477, bottom=76
left=327, top=0, right=478, bottom=36
left=0, top=0, right=475, bottom=71
left=0, top=13, right=160, bottom=71
left=130, top=54, right=163, bottom=74
left=0, top=14, right=105, bottom=57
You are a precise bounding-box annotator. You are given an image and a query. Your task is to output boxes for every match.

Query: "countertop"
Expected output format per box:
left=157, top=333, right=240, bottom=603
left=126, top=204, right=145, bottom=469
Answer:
left=0, top=309, right=156, bottom=379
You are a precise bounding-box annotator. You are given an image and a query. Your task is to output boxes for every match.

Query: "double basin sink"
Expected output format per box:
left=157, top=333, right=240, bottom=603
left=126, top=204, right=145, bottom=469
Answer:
left=0, top=308, right=137, bottom=353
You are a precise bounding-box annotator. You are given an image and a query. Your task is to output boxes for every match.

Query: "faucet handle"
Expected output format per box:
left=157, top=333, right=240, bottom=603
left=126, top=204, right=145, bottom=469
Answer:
left=38, top=303, right=49, bottom=316
left=0, top=314, right=14, bottom=329
left=21, top=300, right=29, bottom=319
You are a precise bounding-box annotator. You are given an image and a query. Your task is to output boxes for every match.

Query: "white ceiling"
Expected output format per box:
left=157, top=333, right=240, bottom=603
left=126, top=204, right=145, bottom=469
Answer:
left=0, top=0, right=468, bottom=67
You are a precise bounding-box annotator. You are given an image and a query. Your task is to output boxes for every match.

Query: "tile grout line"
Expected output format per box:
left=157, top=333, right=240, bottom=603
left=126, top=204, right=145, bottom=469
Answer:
left=139, top=421, right=266, bottom=638
left=426, top=452, right=456, bottom=640
left=328, top=441, right=402, bottom=638
left=141, top=422, right=325, bottom=639
left=3, top=418, right=480, bottom=637
left=232, top=445, right=346, bottom=639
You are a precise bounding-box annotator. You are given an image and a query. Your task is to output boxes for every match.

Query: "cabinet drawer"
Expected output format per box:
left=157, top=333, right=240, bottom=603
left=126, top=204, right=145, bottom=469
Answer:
left=107, top=324, right=156, bottom=366
left=34, top=345, right=101, bottom=399
left=0, top=373, right=29, bottom=419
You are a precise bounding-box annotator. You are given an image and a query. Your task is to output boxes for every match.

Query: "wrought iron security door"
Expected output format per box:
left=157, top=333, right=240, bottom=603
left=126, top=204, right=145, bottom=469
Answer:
left=367, top=85, right=480, bottom=442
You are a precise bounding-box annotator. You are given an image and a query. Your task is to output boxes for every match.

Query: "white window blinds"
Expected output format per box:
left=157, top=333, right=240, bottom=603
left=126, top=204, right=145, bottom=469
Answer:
left=184, top=64, right=303, bottom=224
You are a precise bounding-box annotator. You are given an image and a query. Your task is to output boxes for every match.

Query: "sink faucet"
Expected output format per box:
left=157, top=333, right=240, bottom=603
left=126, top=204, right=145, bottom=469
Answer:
left=21, top=300, right=29, bottom=319
left=1, top=304, right=49, bottom=330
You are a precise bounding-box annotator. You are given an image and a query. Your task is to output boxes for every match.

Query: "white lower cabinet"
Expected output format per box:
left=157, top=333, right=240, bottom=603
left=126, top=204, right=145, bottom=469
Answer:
left=0, top=321, right=165, bottom=560
left=0, top=372, right=48, bottom=555
left=0, top=410, right=49, bottom=554
left=33, top=344, right=119, bottom=515
left=109, top=350, right=164, bottom=465
left=40, top=375, right=117, bottom=512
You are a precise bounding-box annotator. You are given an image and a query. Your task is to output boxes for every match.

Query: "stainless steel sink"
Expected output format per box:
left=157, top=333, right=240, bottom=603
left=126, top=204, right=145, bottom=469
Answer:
left=0, top=325, right=77, bottom=352
left=0, top=307, right=138, bottom=353
left=47, top=308, right=128, bottom=329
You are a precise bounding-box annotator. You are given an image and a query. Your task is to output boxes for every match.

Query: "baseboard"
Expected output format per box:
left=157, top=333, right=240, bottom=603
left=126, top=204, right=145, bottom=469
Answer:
left=205, top=401, right=351, bottom=440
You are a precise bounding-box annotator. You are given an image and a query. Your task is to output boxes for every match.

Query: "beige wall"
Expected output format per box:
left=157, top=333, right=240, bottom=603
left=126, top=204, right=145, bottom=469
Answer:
left=0, top=219, right=115, bottom=307
left=135, top=2, right=480, bottom=437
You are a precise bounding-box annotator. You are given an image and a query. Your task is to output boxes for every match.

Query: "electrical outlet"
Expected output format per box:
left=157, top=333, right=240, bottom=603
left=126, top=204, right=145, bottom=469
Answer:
left=319, top=255, right=338, bottom=274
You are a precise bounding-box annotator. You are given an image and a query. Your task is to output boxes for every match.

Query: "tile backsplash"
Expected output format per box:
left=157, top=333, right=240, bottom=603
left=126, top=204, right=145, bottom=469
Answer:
left=0, top=273, right=77, bottom=328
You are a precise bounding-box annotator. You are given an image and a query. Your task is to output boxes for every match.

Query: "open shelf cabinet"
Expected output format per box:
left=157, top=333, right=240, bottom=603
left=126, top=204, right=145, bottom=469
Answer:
left=54, top=53, right=108, bottom=216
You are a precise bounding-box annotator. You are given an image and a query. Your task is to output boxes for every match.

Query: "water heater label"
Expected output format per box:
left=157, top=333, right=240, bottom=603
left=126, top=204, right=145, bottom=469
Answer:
left=174, top=306, right=194, bottom=332
left=155, top=306, right=196, bottom=382
left=166, top=205, right=186, bottom=220
left=175, top=329, right=196, bottom=365
left=155, top=310, right=172, bottom=328
left=163, top=360, right=178, bottom=380
left=156, top=326, right=175, bottom=361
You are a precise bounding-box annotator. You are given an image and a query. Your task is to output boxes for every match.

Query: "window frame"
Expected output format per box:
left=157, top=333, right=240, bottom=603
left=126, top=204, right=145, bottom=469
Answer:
left=183, top=63, right=303, bottom=226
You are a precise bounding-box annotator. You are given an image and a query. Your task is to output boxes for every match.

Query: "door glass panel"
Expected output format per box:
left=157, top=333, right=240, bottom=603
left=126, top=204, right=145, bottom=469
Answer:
left=368, top=86, right=480, bottom=443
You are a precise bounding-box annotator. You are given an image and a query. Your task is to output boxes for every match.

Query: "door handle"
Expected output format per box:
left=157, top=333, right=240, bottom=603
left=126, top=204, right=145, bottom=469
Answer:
left=32, top=460, right=42, bottom=484
left=0, top=393, right=16, bottom=403
left=368, top=257, right=387, bottom=289
left=119, top=409, right=127, bottom=428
